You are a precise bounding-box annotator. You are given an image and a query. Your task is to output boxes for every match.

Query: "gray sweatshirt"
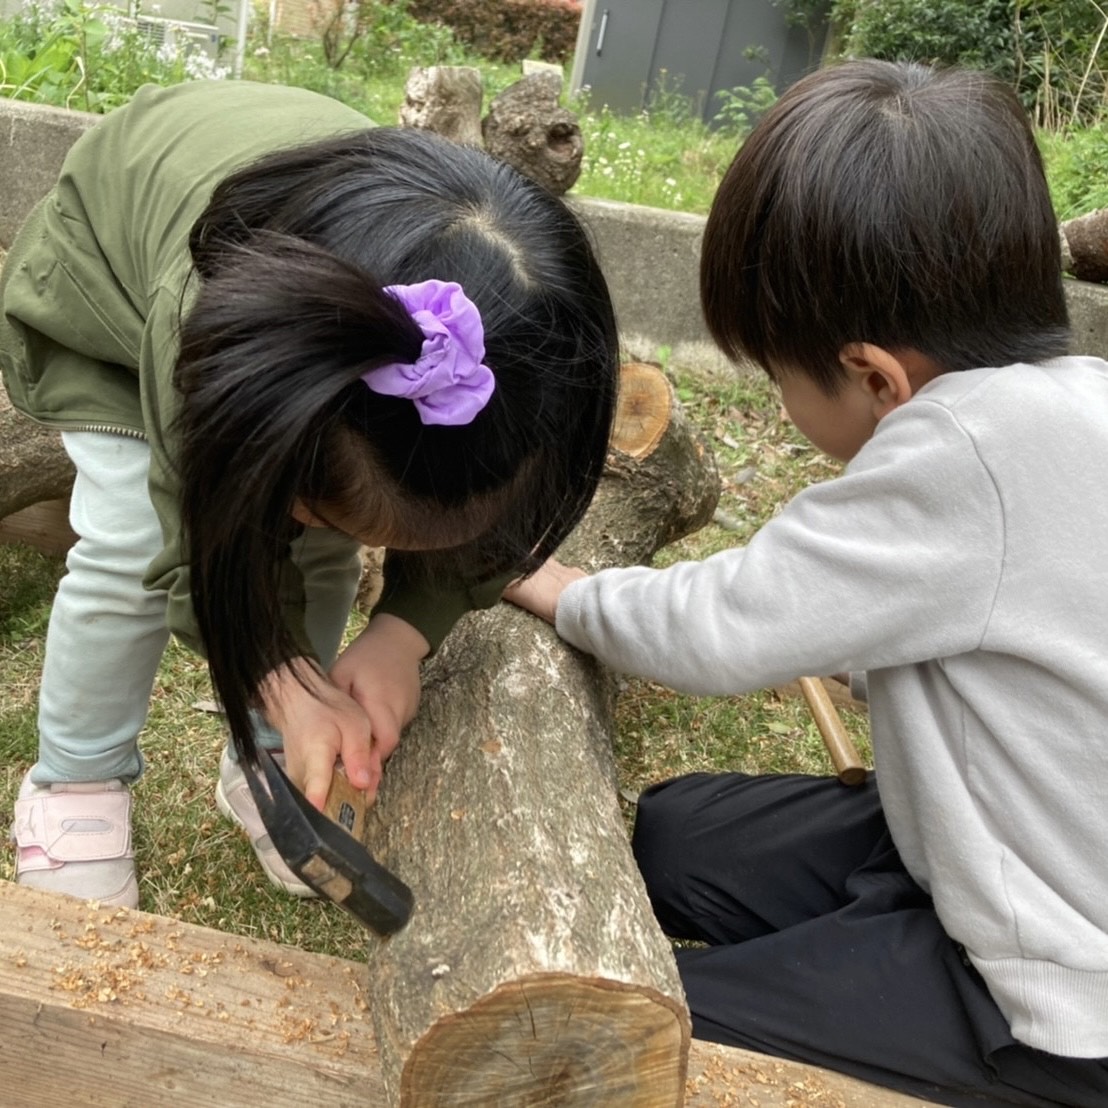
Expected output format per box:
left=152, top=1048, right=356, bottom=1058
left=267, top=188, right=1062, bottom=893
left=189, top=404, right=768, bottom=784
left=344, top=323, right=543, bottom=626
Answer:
left=556, top=357, right=1108, bottom=1058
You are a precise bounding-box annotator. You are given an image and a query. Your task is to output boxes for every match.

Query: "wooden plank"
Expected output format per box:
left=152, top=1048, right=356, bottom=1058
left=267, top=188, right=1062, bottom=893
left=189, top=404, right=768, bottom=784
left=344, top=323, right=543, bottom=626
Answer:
left=0, top=881, right=935, bottom=1106
left=0, top=498, right=77, bottom=555
left=685, top=1042, right=935, bottom=1107
left=0, top=882, right=381, bottom=1106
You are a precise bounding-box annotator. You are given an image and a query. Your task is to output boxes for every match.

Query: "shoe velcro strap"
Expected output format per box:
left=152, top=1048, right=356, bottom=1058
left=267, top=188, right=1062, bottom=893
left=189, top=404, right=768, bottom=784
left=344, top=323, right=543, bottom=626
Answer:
left=12, top=791, right=132, bottom=862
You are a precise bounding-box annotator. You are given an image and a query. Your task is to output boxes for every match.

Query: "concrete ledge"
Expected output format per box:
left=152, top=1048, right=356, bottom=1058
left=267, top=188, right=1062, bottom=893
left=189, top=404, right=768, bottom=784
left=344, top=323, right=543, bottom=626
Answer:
left=573, top=192, right=1108, bottom=373
left=3, top=96, right=1108, bottom=375
left=0, top=97, right=97, bottom=249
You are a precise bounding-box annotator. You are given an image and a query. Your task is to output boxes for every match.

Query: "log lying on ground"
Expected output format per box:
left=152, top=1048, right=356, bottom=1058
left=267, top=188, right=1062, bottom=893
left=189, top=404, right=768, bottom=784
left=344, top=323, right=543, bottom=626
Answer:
left=361, top=363, right=720, bottom=1106
left=0, top=390, right=74, bottom=520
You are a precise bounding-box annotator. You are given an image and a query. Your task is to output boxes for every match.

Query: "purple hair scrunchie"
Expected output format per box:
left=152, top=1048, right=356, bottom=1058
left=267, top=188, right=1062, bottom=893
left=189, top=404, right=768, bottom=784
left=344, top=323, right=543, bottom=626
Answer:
left=360, top=279, right=496, bottom=426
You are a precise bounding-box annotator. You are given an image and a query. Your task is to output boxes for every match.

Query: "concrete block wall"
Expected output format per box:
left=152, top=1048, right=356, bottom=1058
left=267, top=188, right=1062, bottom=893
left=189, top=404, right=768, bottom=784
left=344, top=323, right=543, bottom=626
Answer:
left=0, top=98, right=96, bottom=250
left=4, top=95, right=1108, bottom=375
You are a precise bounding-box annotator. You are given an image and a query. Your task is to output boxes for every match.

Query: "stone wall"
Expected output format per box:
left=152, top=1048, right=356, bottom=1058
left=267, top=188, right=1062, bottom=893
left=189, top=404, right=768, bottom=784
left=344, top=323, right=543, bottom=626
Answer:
left=4, top=95, right=1108, bottom=377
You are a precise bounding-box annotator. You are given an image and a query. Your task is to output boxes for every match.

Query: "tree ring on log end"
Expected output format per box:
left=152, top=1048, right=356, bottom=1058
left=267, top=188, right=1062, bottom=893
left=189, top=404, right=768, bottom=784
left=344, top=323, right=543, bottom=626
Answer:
left=400, top=972, right=688, bottom=1106
left=610, top=363, right=673, bottom=461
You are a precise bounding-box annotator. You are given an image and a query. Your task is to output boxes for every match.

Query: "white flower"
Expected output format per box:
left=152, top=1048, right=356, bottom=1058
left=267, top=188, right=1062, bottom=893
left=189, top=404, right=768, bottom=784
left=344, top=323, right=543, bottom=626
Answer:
left=184, top=52, right=229, bottom=79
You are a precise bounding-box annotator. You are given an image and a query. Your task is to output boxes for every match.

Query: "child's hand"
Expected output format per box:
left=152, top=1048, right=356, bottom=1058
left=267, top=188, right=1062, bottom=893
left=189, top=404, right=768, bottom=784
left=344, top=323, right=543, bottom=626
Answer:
left=259, top=658, right=375, bottom=810
left=502, top=557, right=586, bottom=624
left=329, top=613, right=429, bottom=798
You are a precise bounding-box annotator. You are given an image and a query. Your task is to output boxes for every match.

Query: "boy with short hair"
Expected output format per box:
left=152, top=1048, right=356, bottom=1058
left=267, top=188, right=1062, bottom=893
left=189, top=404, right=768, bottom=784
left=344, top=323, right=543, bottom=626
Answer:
left=507, top=60, right=1108, bottom=1105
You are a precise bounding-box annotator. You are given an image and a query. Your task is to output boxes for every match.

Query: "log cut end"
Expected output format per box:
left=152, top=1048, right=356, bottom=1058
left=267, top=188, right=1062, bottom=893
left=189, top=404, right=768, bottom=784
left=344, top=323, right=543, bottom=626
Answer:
left=400, top=973, right=689, bottom=1107
left=611, top=362, right=673, bottom=460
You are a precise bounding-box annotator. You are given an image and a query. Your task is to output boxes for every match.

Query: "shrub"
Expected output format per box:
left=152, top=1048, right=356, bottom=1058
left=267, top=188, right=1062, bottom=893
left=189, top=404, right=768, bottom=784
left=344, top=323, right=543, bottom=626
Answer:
left=833, top=0, right=1108, bottom=128
left=406, top=0, right=580, bottom=65
left=0, top=0, right=227, bottom=112
left=1040, top=125, right=1108, bottom=220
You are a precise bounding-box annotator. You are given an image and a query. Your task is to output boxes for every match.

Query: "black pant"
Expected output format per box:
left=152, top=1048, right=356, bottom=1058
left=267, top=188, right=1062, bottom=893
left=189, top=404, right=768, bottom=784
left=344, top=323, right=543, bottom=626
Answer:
left=631, top=773, right=1108, bottom=1107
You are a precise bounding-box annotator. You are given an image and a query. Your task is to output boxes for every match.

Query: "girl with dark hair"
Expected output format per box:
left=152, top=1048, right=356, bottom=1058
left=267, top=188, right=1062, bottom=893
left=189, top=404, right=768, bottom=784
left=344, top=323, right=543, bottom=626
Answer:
left=508, top=61, right=1108, bottom=1105
left=1, top=80, right=618, bottom=909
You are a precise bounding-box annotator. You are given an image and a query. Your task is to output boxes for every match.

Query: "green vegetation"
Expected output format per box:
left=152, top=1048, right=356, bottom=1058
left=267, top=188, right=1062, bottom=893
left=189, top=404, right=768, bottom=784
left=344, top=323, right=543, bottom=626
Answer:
left=834, top=0, right=1108, bottom=128
left=0, top=0, right=228, bottom=111
left=832, top=0, right=1108, bottom=221
left=3, top=0, right=1108, bottom=217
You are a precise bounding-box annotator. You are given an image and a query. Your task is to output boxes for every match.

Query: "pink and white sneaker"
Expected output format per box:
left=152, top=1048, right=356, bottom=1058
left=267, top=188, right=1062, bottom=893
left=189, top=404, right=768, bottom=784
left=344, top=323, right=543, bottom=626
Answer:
left=215, top=748, right=317, bottom=898
left=11, top=772, right=139, bottom=908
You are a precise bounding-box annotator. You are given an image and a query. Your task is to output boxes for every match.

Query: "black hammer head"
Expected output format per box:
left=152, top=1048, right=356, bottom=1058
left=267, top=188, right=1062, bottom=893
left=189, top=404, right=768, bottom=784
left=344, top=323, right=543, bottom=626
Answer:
left=244, top=748, right=413, bottom=935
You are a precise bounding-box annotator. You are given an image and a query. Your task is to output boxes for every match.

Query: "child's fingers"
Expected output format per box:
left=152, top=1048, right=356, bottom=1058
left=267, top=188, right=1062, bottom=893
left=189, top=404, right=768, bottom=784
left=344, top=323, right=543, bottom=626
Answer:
left=340, top=738, right=380, bottom=799
left=302, top=747, right=342, bottom=810
left=368, top=711, right=402, bottom=765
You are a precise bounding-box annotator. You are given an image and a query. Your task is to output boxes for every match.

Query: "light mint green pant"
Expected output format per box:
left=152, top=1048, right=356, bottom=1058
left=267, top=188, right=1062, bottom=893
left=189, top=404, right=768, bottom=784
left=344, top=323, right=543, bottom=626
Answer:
left=31, top=431, right=362, bottom=785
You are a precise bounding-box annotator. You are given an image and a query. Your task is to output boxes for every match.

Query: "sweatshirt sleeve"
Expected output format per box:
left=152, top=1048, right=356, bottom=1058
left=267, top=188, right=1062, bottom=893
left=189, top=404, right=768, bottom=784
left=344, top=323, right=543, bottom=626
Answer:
left=555, top=398, right=1005, bottom=694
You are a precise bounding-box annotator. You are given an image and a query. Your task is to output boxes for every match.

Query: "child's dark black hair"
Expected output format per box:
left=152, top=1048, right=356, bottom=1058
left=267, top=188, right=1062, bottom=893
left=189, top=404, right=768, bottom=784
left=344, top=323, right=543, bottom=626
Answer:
left=701, top=59, right=1070, bottom=393
left=174, top=126, right=619, bottom=764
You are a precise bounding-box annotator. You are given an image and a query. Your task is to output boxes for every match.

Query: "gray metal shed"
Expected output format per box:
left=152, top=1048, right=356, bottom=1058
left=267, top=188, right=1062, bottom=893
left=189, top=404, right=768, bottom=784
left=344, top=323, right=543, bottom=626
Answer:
left=569, top=0, right=828, bottom=124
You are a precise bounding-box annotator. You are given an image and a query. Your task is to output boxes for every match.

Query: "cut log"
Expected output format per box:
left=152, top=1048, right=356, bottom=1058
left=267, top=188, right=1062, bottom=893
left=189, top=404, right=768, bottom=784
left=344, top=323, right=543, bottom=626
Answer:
left=0, top=497, right=77, bottom=554
left=360, top=363, right=720, bottom=1105
left=0, top=390, right=74, bottom=521
left=0, top=245, right=75, bottom=523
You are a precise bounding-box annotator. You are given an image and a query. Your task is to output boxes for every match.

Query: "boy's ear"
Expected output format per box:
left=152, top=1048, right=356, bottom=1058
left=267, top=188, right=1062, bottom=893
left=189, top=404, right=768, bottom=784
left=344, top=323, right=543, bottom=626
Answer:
left=839, top=342, right=914, bottom=420
left=291, top=499, right=324, bottom=528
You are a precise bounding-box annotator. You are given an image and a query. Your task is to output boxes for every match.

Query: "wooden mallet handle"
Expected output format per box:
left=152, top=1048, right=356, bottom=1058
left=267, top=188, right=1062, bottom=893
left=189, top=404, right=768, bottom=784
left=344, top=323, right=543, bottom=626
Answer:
left=798, top=676, right=867, bottom=786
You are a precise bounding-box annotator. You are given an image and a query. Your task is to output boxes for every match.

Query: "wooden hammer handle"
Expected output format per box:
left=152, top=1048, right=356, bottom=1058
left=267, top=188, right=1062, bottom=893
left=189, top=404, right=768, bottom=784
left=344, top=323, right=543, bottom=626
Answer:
left=322, top=764, right=371, bottom=841
left=798, top=676, right=867, bottom=787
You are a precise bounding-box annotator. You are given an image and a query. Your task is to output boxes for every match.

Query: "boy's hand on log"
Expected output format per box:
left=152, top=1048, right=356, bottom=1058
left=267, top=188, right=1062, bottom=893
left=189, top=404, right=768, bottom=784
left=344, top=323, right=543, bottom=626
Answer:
left=503, top=558, right=587, bottom=625
left=259, top=657, right=376, bottom=810
left=329, top=613, right=428, bottom=800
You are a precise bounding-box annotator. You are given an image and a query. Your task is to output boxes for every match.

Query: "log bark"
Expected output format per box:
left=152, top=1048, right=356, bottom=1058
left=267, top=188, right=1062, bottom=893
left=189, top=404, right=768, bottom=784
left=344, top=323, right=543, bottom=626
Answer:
left=1062, top=206, right=1108, bottom=283
left=398, top=66, right=484, bottom=147
left=360, top=363, right=719, bottom=1106
left=0, top=390, right=75, bottom=520
left=0, top=247, right=76, bottom=522
left=481, top=72, right=584, bottom=195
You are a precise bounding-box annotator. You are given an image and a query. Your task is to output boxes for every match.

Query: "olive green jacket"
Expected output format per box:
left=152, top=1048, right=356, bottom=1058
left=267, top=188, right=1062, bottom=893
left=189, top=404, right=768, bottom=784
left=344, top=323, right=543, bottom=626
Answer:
left=0, top=80, right=491, bottom=656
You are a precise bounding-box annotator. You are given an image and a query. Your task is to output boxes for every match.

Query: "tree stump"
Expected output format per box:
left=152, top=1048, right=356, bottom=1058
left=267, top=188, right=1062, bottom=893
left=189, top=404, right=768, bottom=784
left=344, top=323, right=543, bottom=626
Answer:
left=1061, top=206, right=1108, bottom=283
left=361, top=363, right=720, bottom=1105
left=481, top=72, right=584, bottom=195
left=399, top=66, right=485, bottom=147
